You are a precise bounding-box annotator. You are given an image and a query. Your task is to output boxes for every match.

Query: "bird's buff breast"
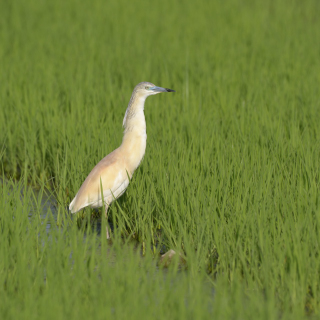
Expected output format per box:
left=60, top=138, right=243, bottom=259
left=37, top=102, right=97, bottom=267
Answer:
left=122, top=131, right=147, bottom=173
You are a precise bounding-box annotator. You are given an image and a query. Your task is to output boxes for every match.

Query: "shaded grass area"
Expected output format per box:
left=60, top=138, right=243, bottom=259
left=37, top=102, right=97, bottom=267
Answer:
left=1, top=0, right=320, bottom=318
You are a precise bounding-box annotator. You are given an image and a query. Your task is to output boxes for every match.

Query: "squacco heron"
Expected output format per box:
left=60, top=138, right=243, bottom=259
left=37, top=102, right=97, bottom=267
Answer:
left=69, top=82, right=175, bottom=238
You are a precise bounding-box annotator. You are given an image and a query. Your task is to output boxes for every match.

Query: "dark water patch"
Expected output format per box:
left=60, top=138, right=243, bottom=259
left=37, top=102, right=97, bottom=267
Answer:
left=1, top=177, right=58, bottom=233
left=29, top=188, right=58, bottom=234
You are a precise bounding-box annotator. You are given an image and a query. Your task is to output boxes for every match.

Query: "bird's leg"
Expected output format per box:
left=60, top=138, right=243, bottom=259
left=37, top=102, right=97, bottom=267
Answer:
left=105, top=205, right=110, bottom=239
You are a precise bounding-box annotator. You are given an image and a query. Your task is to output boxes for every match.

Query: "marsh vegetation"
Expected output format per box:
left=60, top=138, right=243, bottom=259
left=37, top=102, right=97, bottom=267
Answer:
left=1, top=0, right=320, bottom=318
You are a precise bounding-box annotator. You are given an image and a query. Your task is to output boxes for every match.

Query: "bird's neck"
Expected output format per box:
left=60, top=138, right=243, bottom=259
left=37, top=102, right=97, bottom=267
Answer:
left=120, top=94, right=147, bottom=173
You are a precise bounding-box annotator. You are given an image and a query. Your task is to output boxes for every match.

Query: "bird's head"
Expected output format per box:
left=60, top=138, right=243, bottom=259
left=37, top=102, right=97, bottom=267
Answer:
left=123, top=82, right=175, bottom=128
left=134, top=82, right=175, bottom=97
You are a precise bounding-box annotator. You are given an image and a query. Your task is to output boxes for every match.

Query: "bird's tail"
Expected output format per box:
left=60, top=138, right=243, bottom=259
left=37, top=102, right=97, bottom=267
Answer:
left=69, top=196, right=77, bottom=213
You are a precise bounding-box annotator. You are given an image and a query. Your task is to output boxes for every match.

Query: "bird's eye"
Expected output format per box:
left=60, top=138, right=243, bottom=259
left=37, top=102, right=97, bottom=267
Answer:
left=145, top=86, right=150, bottom=90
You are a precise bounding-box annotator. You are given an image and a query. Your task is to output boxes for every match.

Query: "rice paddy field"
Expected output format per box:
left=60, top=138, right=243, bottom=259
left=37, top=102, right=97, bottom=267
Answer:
left=1, top=0, right=320, bottom=318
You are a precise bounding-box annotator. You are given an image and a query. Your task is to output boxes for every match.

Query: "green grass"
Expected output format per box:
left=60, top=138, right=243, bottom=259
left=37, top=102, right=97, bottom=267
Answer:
left=1, top=0, right=320, bottom=318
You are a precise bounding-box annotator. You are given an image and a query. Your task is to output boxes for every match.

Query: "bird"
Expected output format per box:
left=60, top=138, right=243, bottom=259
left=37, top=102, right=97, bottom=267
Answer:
left=69, top=82, right=175, bottom=238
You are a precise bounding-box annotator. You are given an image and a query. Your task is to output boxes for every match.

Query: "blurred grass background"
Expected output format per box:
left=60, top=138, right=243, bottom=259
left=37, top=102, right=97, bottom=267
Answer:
left=1, top=0, right=320, bottom=318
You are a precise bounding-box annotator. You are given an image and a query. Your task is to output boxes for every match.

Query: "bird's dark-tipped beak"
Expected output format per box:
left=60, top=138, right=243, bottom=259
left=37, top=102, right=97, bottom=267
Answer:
left=150, top=86, right=176, bottom=93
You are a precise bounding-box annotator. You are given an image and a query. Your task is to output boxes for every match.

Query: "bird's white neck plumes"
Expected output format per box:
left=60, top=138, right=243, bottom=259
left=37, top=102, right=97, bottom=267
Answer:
left=120, top=92, right=148, bottom=173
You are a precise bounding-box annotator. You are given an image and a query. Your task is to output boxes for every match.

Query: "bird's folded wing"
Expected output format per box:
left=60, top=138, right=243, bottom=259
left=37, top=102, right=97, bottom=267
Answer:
left=70, top=169, right=130, bottom=212
left=69, top=152, right=129, bottom=212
